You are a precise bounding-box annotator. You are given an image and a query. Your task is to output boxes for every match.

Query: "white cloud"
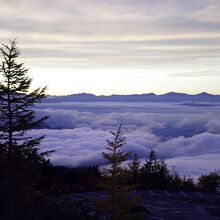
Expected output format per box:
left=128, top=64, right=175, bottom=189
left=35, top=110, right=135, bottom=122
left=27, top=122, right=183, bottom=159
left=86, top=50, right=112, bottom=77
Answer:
left=1, top=0, right=220, bottom=74
left=31, top=101, right=220, bottom=177
left=157, top=132, right=220, bottom=158
left=166, top=154, right=220, bottom=178
left=1, top=1, right=220, bottom=96
left=33, top=128, right=220, bottom=177
left=206, top=119, right=220, bottom=133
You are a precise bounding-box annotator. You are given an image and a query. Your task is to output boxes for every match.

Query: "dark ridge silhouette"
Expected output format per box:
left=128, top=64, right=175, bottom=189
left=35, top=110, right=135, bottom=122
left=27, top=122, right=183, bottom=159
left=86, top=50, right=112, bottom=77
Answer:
left=44, top=92, right=220, bottom=103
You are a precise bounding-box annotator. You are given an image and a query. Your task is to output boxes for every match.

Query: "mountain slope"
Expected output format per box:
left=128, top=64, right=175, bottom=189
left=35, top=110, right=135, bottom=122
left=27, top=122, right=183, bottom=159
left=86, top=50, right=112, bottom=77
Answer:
left=44, top=92, right=220, bottom=103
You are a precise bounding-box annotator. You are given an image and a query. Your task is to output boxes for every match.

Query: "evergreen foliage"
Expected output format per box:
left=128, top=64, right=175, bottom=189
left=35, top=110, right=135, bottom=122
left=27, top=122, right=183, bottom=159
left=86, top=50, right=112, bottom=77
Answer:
left=128, top=153, right=141, bottom=185
left=140, top=150, right=169, bottom=189
left=167, top=169, right=195, bottom=191
left=44, top=165, right=103, bottom=193
left=95, top=124, right=144, bottom=220
left=0, top=39, right=51, bottom=219
left=198, top=172, right=220, bottom=192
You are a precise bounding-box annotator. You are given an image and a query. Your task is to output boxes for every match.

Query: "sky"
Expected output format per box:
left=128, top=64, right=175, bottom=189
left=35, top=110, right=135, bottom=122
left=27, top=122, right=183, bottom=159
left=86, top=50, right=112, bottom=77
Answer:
left=0, top=0, right=220, bottom=95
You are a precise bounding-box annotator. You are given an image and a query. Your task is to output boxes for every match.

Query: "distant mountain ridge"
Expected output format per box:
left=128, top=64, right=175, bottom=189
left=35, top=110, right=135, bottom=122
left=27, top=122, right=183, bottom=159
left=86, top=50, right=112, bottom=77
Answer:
left=44, top=92, right=220, bottom=103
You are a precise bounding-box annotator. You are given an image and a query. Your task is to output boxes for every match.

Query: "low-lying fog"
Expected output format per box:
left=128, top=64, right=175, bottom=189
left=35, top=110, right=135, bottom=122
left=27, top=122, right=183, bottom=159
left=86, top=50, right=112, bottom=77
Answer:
left=33, top=101, right=220, bottom=177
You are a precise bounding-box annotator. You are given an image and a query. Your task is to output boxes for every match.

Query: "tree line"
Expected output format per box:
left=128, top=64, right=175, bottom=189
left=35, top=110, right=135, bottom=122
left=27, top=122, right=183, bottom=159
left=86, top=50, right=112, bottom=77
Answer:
left=43, top=149, right=219, bottom=194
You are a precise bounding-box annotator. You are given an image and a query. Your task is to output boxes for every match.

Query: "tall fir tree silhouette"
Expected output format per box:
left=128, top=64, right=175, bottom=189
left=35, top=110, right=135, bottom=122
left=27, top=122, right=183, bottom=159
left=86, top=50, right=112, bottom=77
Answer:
left=0, top=39, right=52, bottom=219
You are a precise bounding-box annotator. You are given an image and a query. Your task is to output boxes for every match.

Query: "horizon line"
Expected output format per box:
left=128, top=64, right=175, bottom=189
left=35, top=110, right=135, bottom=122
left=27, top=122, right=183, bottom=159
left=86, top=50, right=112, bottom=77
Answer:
left=46, top=91, right=220, bottom=97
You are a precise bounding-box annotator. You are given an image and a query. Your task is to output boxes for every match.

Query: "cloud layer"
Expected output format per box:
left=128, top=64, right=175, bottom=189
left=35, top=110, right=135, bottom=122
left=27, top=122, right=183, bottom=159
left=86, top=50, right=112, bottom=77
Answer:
left=1, top=0, right=220, bottom=95
left=0, top=0, right=219, bottom=72
left=32, top=101, right=220, bottom=177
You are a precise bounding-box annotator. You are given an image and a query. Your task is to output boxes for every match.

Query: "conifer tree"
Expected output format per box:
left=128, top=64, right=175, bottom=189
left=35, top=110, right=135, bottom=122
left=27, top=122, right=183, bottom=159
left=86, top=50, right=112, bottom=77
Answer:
left=198, top=172, right=220, bottom=192
left=95, top=125, right=144, bottom=220
left=0, top=39, right=51, bottom=219
left=140, top=150, right=169, bottom=189
left=128, top=153, right=141, bottom=185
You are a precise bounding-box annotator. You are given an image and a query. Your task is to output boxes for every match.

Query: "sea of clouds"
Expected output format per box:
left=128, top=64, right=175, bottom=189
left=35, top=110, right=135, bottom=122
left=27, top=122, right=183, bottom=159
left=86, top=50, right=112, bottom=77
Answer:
left=32, top=101, right=220, bottom=177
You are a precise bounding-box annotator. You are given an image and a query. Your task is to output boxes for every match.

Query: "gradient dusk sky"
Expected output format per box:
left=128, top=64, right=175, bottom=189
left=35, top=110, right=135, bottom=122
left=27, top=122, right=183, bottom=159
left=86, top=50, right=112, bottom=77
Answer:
left=1, top=0, right=220, bottom=95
